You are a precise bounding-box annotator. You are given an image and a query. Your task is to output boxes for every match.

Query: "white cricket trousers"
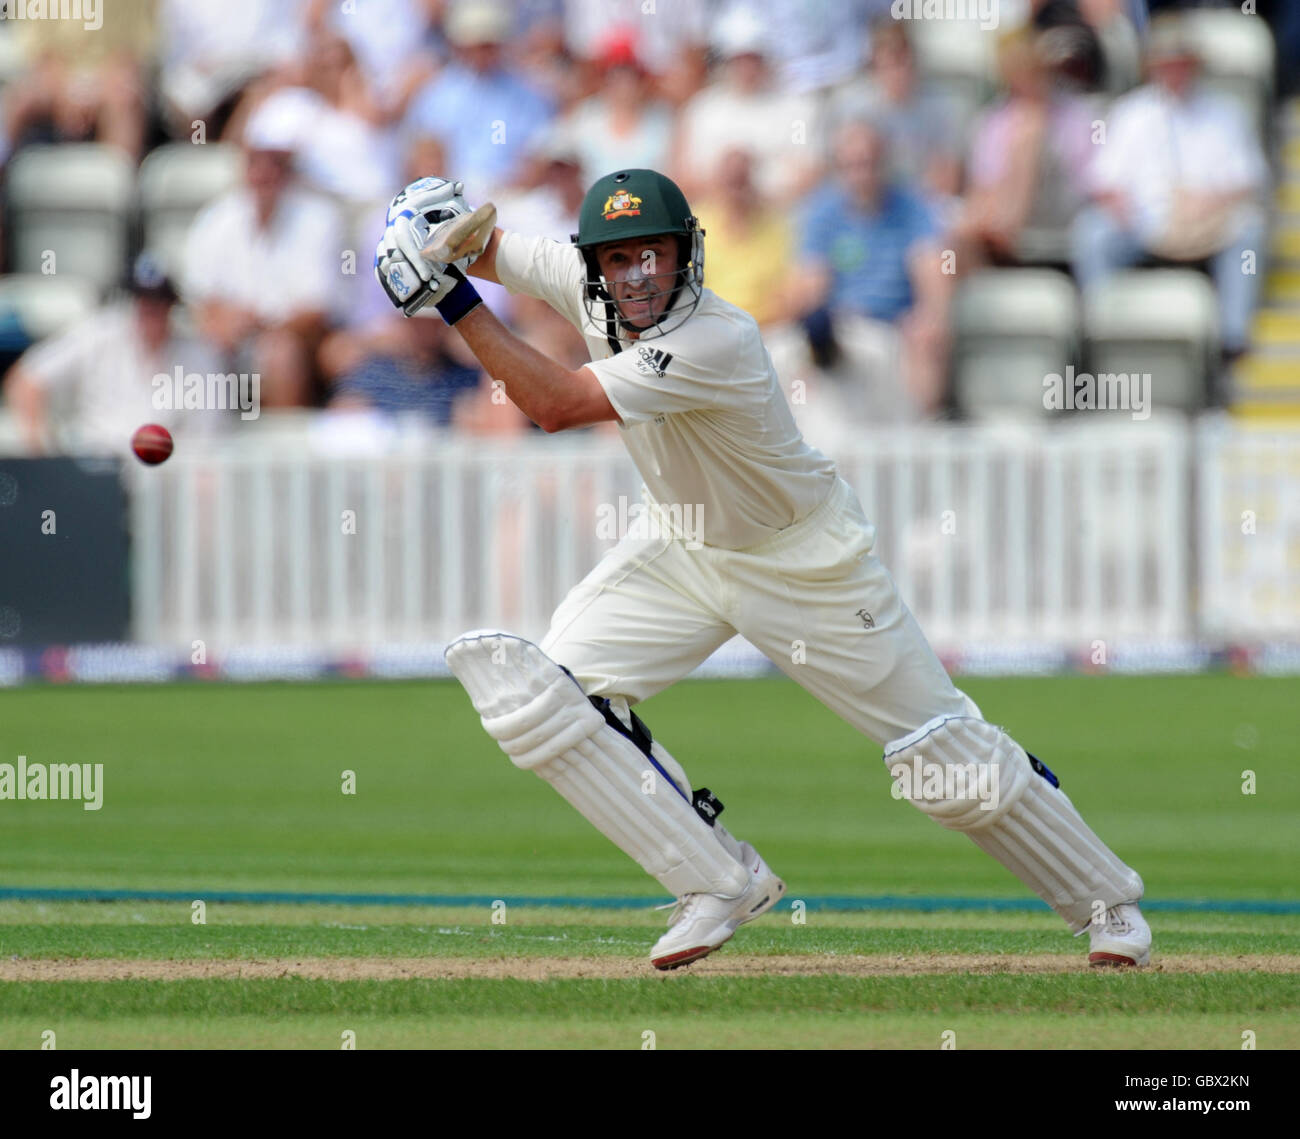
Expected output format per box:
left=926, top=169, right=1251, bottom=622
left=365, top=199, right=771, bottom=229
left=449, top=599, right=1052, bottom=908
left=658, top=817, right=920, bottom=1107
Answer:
left=541, top=477, right=978, bottom=745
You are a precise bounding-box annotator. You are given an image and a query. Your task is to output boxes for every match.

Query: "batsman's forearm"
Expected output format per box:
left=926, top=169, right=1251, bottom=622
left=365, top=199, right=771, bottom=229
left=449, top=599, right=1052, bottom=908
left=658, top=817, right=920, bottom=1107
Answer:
left=466, top=227, right=503, bottom=285
left=453, top=304, right=610, bottom=432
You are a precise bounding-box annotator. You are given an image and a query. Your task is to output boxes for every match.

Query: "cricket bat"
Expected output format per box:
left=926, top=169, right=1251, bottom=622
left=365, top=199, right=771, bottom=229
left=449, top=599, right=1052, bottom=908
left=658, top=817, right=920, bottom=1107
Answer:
left=420, top=201, right=498, bottom=263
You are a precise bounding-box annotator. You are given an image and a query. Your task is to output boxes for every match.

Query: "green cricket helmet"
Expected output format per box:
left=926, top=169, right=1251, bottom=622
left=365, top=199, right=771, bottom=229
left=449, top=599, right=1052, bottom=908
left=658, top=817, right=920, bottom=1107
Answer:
left=571, top=169, right=705, bottom=342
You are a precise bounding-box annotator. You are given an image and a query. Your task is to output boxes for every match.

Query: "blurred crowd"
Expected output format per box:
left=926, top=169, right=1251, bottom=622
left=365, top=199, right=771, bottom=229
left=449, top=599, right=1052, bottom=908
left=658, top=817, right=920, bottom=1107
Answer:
left=1, top=0, right=1297, bottom=454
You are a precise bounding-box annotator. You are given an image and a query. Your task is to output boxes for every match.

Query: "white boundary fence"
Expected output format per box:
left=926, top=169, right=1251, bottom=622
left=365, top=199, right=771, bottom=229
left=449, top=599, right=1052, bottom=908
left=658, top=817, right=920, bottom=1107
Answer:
left=1198, top=417, right=1300, bottom=638
left=125, top=415, right=1243, bottom=651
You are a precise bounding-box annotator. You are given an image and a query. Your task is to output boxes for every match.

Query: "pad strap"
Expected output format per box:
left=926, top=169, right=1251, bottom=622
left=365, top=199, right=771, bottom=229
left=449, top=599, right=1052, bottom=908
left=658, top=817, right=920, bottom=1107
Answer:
left=447, top=631, right=748, bottom=897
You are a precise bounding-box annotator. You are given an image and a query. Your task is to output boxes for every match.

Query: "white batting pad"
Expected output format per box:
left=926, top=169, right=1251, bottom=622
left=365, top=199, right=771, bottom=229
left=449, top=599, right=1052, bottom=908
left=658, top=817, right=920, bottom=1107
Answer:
left=446, top=631, right=749, bottom=898
left=884, top=715, right=1143, bottom=931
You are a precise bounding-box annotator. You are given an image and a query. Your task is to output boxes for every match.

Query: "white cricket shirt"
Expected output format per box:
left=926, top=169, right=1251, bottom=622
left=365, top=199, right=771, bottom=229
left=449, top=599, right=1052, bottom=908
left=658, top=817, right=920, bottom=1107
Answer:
left=494, top=230, right=837, bottom=549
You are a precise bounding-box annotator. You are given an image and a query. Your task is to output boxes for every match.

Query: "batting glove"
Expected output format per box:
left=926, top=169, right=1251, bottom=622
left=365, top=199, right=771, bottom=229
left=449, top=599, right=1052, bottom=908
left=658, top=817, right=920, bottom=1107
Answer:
left=374, top=176, right=484, bottom=318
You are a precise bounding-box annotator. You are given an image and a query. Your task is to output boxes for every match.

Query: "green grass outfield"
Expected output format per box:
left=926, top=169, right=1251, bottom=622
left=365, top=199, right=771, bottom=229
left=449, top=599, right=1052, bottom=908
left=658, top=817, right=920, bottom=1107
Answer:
left=1, top=674, right=1297, bottom=1048
left=1, top=905, right=1296, bottom=1049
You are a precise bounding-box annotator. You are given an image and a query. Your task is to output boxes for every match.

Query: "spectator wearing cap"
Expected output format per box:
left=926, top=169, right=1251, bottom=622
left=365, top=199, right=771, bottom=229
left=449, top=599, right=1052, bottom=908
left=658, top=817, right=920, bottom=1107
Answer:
left=224, top=31, right=403, bottom=207
left=1070, top=16, right=1269, bottom=359
left=3, top=255, right=225, bottom=455
left=181, top=96, right=347, bottom=407
left=403, top=0, right=555, bottom=198
left=548, top=34, right=674, bottom=179
left=671, top=6, right=823, bottom=204
left=562, top=0, right=711, bottom=97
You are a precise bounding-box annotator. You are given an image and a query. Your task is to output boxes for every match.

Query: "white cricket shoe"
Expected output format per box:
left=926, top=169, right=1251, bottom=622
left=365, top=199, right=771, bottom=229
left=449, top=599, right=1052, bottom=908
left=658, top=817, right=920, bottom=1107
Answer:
left=649, top=848, right=785, bottom=971
left=1088, top=902, right=1151, bottom=967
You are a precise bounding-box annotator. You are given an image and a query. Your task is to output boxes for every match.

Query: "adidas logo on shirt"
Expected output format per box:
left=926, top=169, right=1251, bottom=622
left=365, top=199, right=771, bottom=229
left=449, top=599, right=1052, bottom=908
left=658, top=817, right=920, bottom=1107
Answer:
left=633, top=346, right=673, bottom=378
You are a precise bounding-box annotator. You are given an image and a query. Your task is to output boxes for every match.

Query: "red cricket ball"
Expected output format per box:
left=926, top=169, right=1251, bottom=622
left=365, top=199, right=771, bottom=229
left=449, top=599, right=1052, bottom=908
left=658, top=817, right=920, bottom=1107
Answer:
left=131, top=423, right=174, bottom=465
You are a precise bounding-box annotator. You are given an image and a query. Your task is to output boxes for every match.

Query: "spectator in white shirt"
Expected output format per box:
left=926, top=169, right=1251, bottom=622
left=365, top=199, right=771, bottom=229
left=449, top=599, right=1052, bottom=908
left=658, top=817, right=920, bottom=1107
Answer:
left=182, top=96, right=346, bottom=406
left=1070, top=16, right=1269, bottom=357
left=671, top=6, right=823, bottom=204
left=4, top=255, right=226, bottom=456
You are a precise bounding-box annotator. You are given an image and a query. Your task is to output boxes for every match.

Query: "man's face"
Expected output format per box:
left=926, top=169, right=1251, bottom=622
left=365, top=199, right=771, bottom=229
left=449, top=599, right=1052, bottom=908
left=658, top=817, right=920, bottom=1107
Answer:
left=246, top=148, right=292, bottom=209
left=835, top=125, right=885, bottom=203
left=462, top=41, right=501, bottom=74
left=594, top=236, right=681, bottom=330
left=1151, top=53, right=1198, bottom=98
left=134, top=295, right=174, bottom=351
left=871, top=33, right=914, bottom=100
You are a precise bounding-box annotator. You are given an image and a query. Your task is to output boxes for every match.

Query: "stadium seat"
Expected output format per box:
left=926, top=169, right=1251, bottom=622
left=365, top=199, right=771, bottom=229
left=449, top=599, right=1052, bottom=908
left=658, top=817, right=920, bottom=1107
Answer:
left=138, top=142, right=243, bottom=274
left=1183, top=9, right=1275, bottom=141
left=6, top=144, right=135, bottom=291
left=1015, top=224, right=1073, bottom=269
left=1083, top=270, right=1220, bottom=411
left=0, top=273, right=98, bottom=345
left=952, top=269, right=1080, bottom=419
left=909, top=18, right=997, bottom=112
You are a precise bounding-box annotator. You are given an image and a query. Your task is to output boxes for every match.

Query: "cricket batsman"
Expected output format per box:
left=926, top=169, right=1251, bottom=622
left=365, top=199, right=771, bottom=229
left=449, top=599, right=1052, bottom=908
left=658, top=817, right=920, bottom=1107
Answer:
left=374, top=170, right=1152, bottom=970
